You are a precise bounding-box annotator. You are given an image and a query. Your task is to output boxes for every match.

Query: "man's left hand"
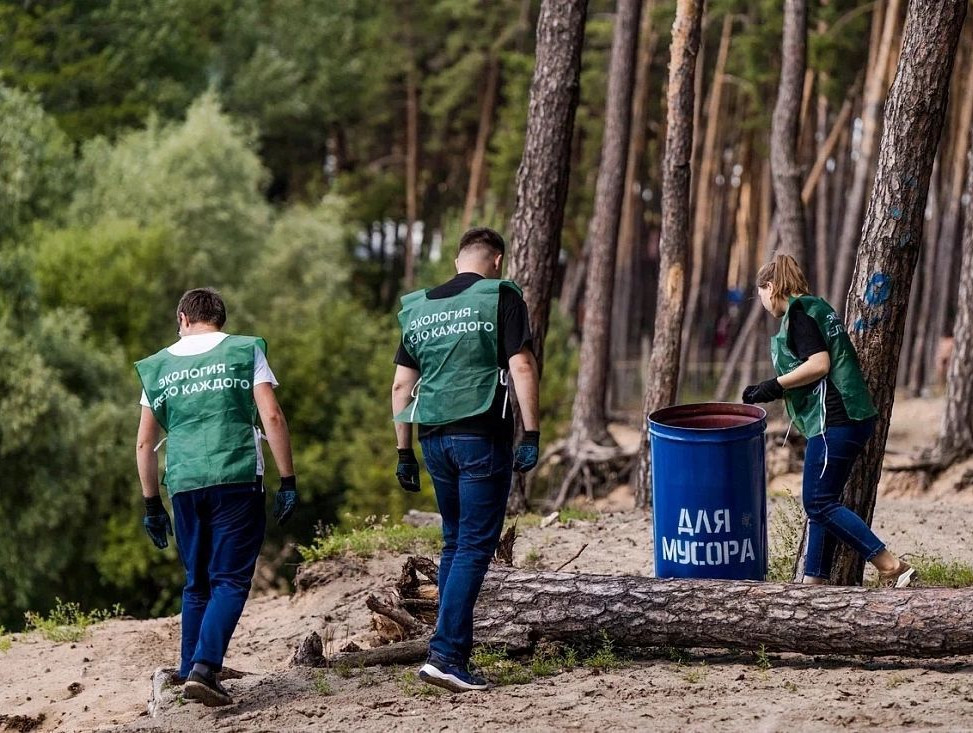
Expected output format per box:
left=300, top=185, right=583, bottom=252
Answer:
left=396, top=448, right=421, bottom=493
left=513, top=430, right=540, bottom=473
left=274, top=476, right=298, bottom=525
left=143, top=495, right=173, bottom=549
left=742, top=378, right=784, bottom=404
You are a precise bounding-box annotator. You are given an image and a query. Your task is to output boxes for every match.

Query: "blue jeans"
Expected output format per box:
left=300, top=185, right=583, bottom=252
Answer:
left=171, top=481, right=265, bottom=678
left=420, top=434, right=512, bottom=667
left=803, top=418, right=884, bottom=579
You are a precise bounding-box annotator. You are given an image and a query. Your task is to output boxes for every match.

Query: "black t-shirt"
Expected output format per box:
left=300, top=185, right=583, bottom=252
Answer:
left=394, top=273, right=533, bottom=441
left=786, top=302, right=851, bottom=426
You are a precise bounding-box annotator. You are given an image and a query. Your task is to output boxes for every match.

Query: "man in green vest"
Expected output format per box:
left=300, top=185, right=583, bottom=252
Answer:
left=391, top=227, right=541, bottom=692
left=135, top=288, right=298, bottom=706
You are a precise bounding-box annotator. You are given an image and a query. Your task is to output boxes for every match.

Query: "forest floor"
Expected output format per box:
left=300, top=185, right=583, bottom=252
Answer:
left=3, top=396, right=973, bottom=733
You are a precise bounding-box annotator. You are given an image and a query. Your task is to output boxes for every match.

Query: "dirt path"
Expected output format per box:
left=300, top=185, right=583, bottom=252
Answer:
left=3, top=397, right=972, bottom=732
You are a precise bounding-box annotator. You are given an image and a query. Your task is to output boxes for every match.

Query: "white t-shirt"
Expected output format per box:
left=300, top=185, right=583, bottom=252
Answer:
left=139, top=332, right=278, bottom=475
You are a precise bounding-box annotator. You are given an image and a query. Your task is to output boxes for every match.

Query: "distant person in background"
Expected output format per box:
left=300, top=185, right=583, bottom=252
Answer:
left=744, top=254, right=914, bottom=588
left=135, top=288, right=298, bottom=706
left=391, top=227, right=541, bottom=692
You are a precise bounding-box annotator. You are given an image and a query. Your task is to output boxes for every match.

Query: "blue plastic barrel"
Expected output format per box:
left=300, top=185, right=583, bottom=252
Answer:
left=648, top=402, right=768, bottom=581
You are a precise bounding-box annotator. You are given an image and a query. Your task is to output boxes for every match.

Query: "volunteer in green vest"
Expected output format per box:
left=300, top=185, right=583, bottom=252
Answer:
left=135, top=288, right=298, bottom=706
left=392, top=227, right=540, bottom=693
left=743, top=254, right=914, bottom=588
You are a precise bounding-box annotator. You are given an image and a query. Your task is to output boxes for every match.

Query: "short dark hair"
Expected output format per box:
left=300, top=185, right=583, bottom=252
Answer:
left=177, top=287, right=226, bottom=328
left=458, top=227, right=505, bottom=257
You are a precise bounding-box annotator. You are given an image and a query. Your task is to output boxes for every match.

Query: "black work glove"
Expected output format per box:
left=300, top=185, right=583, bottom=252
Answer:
left=143, top=495, right=173, bottom=550
left=742, top=378, right=785, bottom=404
left=274, top=475, right=298, bottom=526
left=513, top=430, right=540, bottom=473
left=396, top=448, right=421, bottom=492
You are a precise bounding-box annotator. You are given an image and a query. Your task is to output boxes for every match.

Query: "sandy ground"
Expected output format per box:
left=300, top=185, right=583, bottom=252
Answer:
left=3, top=396, right=973, bottom=732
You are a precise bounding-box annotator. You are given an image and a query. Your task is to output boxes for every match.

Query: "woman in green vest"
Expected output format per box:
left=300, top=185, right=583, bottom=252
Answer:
left=743, top=254, right=914, bottom=588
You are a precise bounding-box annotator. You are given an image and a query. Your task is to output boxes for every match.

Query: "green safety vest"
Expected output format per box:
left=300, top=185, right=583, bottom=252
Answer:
left=135, top=334, right=266, bottom=494
left=770, top=296, right=877, bottom=437
left=394, top=278, right=522, bottom=425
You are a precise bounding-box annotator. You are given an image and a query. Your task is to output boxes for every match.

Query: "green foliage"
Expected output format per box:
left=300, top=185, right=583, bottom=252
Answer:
left=24, top=598, right=123, bottom=643
left=312, top=671, right=334, bottom=696
left=907, top=555, right=973, bottom=588
left=767, top=493, right=805, bottom=582
left=0, top=85, right=75, bottom=242
left=471, top=643, right=579, bottom=686
left=583, top=631, right=624, bottom=671
left=297, top=517, right=442, bottom=562
left=558, top=506, right=599, bottom=523
left=0, top=626, right=10, bottom=653
left=399, top=669, right=447, bottom=698
left=754, top=644, right=772, bottom=671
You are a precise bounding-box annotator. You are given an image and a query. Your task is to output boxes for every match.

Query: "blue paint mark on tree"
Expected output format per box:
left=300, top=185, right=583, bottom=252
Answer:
left=898, top=231, right=912, bottom=248
left=864, top=273, right=892, bottom=306
left=853, top=314, right=885, bottom=333
left=901, top=174, right=918, bottom=190
left=890, top=205, right=903, bottom=220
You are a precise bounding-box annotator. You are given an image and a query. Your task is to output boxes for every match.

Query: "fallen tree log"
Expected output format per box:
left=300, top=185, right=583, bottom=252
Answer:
left=475, top=569, right=973, bottom=658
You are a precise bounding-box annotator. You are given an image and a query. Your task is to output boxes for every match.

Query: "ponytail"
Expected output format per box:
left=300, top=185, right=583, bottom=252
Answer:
left=756, top=253, right=810, bottom=300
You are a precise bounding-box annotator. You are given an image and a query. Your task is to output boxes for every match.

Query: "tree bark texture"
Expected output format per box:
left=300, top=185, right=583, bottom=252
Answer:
left=462, top=55, right=501, bottom=230
left=611, top=0, right=657, bottom=380
left=634, top=0, right=704, bottom=509
left=569, top=0, right=642, bottom=447
left=506, top=0, right=589, bottom=377
left=473, top=569, right=973, bottom=658
left=925, top=45, right=973, bottom=390
left=681, top=14, right=733, bottom=379
left=936, top=141, right=973, bottom=464
left=831, top=0, right=967, bottom=585
left=906, top=154, right=941, bottom=395
left=771, top=0, right=808, bottom=267
left=505, top=0, right=588, bottom=514
left=404, top=61, right=420, bottom=291
left=830, top=0, right=903, bottom=309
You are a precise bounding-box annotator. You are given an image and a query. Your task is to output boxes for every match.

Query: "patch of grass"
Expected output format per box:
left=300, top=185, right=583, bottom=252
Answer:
left=558, top=506, right=599, bottom=523
left=522, top=548, right=543, bottom=570
left=663, top=646, right=690, bottom=665
left=768, top=493, right=805, bottom=582
left=584, top=631, right=624, bottom=671
left=298, top=516, right=442, bottom=562
left=471, top=643, right=578, bottom=686
left=312, top=671, right=334, bottom=696
left=24, top=599, right=123, bottom=643
left=909, top=554, right=973, bottom=588
left=334, top=661, right=354, bottom=679
left=783, top=680, right=798, bottom=693
left=507, top=513, right=543, bottom=529
left=886, top=674, right=908, bottom=690
left=683, top=664, right=707, bottom=684
left=0, top=626, right=11, bottom=653
left=753, top=645, right=772, bottom=671
left=399, top=670, right=446, bottom=697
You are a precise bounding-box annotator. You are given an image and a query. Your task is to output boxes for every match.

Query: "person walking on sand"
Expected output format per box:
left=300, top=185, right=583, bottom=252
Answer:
left=391, top=227, right=541, bottom=692
left=744, top=254, right=914, bottom=588
left=135, top=288, right=298, bottom=706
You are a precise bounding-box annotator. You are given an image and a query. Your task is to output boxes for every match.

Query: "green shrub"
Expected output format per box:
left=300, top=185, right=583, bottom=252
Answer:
left=24, top=599, right=123, bottom=643
left=908, top=555, right=973, bottom=588
left=298, top=517, right=442, bottom=562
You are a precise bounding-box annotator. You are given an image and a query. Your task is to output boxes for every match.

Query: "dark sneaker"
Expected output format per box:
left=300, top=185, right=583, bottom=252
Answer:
left=184, top=669, right=234, bottom=706
left=879, top=562, right=916, bottom=589
left=418, top=661, right=488, bottom=693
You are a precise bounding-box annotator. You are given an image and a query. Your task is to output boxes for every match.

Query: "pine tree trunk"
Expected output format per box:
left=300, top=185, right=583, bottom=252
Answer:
left=830, top=0, right=967, bottom=586
left=404, top=62, right=420, bottom=291
left=681, top=14, right=733, bottom=379
left=905, top=154, right=940, bottom=395
left=925, top=47, right=973, bottom=391
left=461, top=55, right=501, bottom=230
left=814, top=91, right=830, bottom=294
left=505, top=0, right=589, bottom=513
left=473, top=569, right=973, bottom=658
left=506, top=0, right=589, bottom=376
left=611, top=0, right=657, bottom=395
left=936, top=140, right=973, bottom=464
left=771, top=0, right=808, bottom=266
left=569, top=0, right=642, bottom=448
left=829, top=0, right=902, bottom=309
left=634, top=0, right=704, bottom=509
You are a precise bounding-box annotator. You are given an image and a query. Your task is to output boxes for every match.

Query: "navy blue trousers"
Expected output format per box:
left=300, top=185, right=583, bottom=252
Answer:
left=171, top=481, right=265, bottom=678
left=420, top=434, right=512, bottom=667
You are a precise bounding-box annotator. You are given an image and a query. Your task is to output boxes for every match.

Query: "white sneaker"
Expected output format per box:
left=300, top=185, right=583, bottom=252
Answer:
left=418, top=662, right=488, bottom=692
